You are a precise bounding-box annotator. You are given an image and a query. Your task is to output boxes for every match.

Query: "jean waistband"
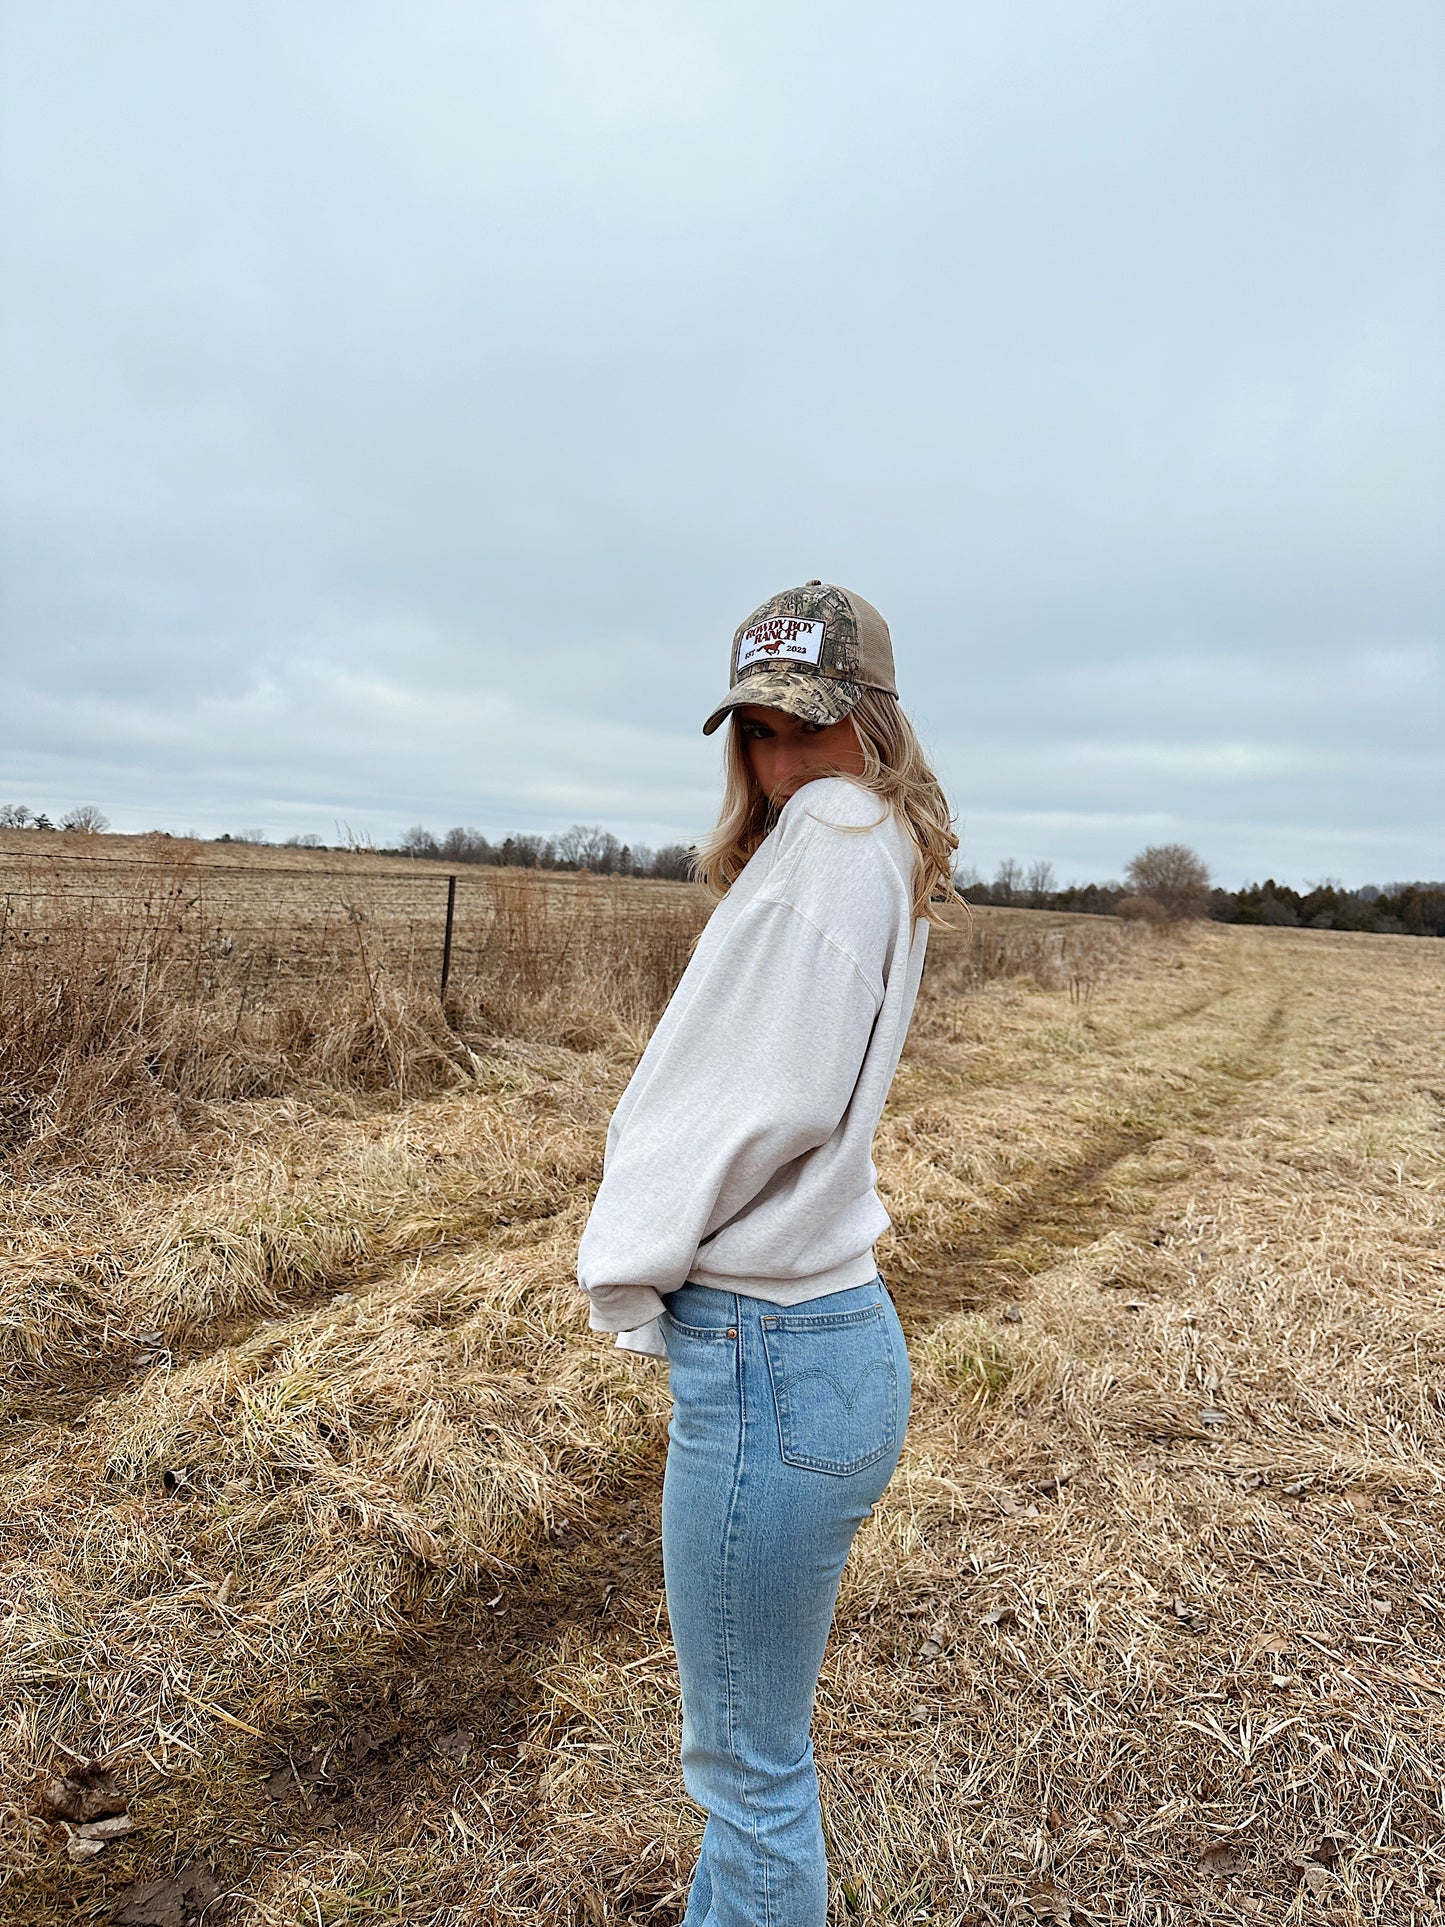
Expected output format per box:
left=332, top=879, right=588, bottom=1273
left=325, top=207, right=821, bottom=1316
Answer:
left=664, top=1276, right=888, bottom=1321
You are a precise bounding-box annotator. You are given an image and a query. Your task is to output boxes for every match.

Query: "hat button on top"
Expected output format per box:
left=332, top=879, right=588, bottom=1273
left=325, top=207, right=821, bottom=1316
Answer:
left=805, top=578, right=821, bottom=585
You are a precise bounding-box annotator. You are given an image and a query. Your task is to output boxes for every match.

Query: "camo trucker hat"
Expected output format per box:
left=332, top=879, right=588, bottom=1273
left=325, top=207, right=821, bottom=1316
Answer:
left=701, top=580, right=897, bottom=736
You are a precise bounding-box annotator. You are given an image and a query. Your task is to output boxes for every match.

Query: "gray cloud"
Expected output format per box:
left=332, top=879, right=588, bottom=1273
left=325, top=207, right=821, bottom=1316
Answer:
left=2, top=0, right=1441, bottom=885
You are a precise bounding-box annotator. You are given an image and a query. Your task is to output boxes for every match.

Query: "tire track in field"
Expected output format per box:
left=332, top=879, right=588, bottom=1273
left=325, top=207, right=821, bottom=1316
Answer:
left=895, top=935, right=1238, bottom=1124
left=893, top=989, right=1288, bottom=1335
left=0, top=1194, right=571, bottom=1449
left=0, top=943, right=1245, bottom=1440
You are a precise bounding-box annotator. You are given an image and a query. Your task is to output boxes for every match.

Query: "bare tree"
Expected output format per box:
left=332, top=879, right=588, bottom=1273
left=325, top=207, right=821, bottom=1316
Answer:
left=506, top=833, right=553, bottom=868
left=440, top=826, right=494, bottom=864
left=0, top=804, right=33, bottom=828
left=60, top=804, right=109, bottom=834
left=557, top=824, right=612, bottom=870
left=992, top=857, right=1022, bottom=904
left=1124, top=843, right=1211, bottom=921
left=650, top=844, right=695, bottom=882
left=1025, top=859, right=1056, bottom=907
left=402, top=824, right=439, bottom=859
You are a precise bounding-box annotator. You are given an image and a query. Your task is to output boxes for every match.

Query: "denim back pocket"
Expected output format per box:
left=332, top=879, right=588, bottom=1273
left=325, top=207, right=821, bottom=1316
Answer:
left=759, top=1301, right=898, bottom=1477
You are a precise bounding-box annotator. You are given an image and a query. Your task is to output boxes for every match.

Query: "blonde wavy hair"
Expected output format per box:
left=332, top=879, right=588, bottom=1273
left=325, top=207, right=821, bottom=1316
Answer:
left=693, top=688, right=961, bottom=926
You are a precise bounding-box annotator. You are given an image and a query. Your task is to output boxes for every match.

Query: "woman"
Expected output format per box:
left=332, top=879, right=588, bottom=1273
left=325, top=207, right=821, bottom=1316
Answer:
left=578, top=580, right=957, bottom=1926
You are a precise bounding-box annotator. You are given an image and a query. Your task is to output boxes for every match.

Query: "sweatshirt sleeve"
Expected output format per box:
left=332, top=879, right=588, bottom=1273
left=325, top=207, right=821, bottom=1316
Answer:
left=576, top=892, right=883, bottom=1333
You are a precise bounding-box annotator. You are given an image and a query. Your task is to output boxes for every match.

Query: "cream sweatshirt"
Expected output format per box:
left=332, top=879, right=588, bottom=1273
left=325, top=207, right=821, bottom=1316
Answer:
left=577, top=777, right=929, bottom=1358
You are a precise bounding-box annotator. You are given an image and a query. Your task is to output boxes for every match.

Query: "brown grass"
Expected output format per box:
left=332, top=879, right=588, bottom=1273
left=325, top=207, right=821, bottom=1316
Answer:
left=2, top=847, right=1441, bottom=1924
left=0, top=846, right=703, bottom=1169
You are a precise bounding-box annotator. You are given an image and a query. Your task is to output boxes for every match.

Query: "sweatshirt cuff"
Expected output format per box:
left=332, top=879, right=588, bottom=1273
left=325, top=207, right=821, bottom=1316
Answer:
left=614, top=1318, right=667, bottom=1359
left=585, top=1283, right=668, bottom=1333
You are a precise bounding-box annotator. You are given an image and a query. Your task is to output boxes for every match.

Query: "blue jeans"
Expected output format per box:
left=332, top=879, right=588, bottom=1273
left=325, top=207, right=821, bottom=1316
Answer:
left=660, top=1277, right=912, bottom=1927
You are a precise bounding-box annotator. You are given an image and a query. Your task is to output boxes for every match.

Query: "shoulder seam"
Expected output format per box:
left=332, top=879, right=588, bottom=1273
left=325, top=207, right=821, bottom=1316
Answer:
left=747, top=894, right=884, bottom=1007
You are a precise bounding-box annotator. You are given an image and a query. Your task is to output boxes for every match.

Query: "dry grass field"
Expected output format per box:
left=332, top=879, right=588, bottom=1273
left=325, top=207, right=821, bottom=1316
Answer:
left=2, top=840, right=1441, bottom=1926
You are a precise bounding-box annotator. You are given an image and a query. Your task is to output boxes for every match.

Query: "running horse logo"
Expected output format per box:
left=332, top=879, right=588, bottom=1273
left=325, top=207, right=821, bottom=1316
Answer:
left=733, top=603, right=839, bottom=678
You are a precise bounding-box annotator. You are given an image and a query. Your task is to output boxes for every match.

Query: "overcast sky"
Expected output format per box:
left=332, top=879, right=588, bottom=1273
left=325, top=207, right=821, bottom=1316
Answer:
left=2, top=1, right=1441, bottom=886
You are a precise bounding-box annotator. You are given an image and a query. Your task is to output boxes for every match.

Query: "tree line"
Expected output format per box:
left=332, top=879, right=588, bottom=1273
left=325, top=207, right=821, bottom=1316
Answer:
left=0, top=804, right=694, bottom=880
left=0, top=803, right=109, bottom=834
left=965, top=844, right=1444, bottom=937
left=4, top=804, right=1438, bottom=935
left=396, top=823, right=696, bottom=880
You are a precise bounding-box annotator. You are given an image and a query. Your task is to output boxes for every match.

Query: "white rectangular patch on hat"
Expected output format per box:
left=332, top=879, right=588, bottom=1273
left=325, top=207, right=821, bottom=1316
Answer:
left=736, top=616, right=826, bottom=673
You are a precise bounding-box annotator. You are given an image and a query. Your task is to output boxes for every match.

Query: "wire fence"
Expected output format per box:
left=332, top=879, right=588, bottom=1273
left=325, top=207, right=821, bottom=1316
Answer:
left=0, top=850, right=718, bottom=1161
left=0, top=846, right=1144, bottom=1164
left=0, top=849, right=702, bottom=1009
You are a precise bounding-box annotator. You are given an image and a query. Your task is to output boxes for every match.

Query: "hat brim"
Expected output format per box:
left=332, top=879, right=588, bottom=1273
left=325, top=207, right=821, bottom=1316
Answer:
left=702, top=670, right=863, bottom=737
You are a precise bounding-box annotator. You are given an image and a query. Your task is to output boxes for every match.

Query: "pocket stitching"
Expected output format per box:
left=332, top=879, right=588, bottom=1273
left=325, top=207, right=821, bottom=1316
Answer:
left=775, top=1360, right=894, bottom=1415
left=763, top=1302, right=885, bottom=1335
left=660, top=1311, right=736, bottom=1342
left=761, top=1321, right=898, bottom=1477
